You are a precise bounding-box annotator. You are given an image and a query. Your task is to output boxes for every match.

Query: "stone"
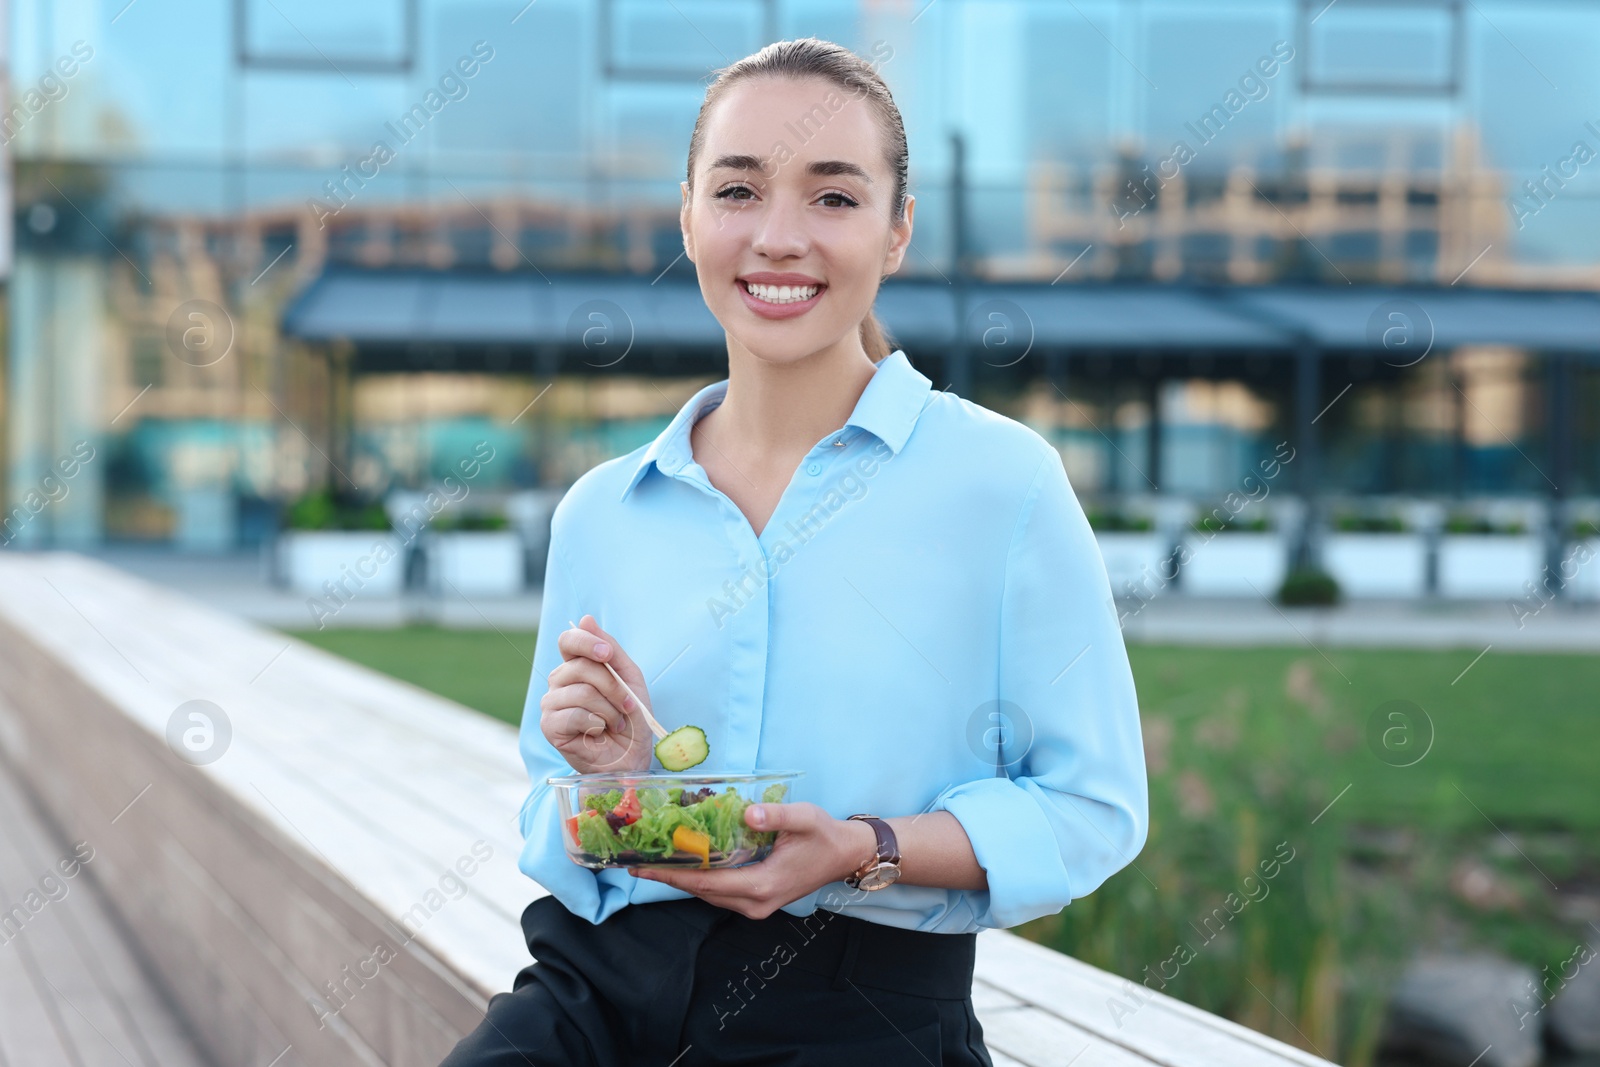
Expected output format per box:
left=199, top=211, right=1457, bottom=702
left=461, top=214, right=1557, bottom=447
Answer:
left=1549, top=945, right=1600, bottom=1053
left=1378, top=952, right=1541, bottom=1067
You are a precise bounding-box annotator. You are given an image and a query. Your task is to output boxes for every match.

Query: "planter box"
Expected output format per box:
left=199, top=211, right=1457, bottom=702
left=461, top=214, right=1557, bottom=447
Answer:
left=1179, top=532, right=1288, bottom=597
left=276, top=531, right=406, bottom=596
left=1437, top=535, right=1543, bottom=598
left=1093, top=532, right=1171, bottom=598
left=426, top=530, right=526, bottom=596
left=1562, top=538, right=1600, bottom=601
left=1324, top=533, right=1428, bottom=598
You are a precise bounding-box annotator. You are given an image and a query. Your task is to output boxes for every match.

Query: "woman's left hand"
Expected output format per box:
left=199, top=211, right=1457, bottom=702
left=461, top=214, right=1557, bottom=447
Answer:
left=628, top=802, right=865, bottom=920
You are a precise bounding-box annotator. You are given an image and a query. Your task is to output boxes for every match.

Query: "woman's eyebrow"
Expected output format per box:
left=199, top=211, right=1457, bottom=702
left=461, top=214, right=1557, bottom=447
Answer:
left=708, top=154, right=873, bottom=184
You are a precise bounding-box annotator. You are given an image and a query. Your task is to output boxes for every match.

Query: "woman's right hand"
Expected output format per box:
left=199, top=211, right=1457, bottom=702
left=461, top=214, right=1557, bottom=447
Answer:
left=540, top=614, right=655, bottom=775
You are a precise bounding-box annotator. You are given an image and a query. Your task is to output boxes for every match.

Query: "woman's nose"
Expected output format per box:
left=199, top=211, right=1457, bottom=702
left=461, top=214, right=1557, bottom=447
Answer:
left=750, top=196, right=811, bottom=259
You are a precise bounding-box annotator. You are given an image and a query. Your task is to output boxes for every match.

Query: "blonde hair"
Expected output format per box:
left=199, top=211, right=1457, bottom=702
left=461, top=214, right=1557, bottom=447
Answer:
left=685, top=37, right=906, bottom=361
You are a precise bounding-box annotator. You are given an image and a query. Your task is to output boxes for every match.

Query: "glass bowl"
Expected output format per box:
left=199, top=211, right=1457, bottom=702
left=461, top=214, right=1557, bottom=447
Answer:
left=547, top=770, right=804, bottom=870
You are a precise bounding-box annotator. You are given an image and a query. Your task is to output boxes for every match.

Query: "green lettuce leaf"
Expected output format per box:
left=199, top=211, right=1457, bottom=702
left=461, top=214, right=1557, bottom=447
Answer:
left=576, top=812, right=620, bottom=859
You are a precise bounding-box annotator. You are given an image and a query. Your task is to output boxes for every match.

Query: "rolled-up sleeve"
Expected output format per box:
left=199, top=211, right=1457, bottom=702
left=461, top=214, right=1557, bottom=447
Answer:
left=930, top=447, right=1150, bottom=930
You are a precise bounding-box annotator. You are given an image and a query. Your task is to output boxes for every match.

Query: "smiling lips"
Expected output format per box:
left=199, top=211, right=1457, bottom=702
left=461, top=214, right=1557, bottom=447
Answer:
left=737, top=276, right=827, bottom=320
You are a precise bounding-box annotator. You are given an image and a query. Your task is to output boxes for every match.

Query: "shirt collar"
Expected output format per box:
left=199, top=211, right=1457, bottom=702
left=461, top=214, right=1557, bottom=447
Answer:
left=618, top=349, right=932, bottom=503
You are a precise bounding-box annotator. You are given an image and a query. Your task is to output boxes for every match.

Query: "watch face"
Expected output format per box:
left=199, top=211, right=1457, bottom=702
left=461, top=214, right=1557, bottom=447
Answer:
left=860, top=864, right=901, bottom=891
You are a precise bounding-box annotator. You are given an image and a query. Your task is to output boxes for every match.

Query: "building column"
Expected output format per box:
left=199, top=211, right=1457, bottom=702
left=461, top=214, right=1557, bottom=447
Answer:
left=1293, top=346, right=1323, bottom=572
left=1145, top=374, right=1163, bottom=493
left=4, top=254, right=107, bottom=549
left=1546, top=352, right=1573, bottom=597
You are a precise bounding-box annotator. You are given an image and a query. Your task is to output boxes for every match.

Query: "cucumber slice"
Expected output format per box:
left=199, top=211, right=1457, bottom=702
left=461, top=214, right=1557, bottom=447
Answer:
left=655, top=725, right=709, bottom=771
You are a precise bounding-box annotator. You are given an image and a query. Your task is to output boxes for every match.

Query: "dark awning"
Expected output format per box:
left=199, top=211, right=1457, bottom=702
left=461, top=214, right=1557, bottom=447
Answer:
left=281, top=269, right=1600, bottom=360
left=281, top=270, right=726, bottom=348
left=971, top=285, right=1286, bottom=349
left=1223, top=286, right=1600, bottom=352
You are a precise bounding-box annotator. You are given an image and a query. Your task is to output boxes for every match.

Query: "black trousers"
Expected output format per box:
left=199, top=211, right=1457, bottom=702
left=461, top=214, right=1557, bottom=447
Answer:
left=439, top=894, right=996, bottom=1066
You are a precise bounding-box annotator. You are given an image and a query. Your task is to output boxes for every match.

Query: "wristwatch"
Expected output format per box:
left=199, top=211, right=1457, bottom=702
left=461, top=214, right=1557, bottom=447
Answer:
left=843, top=814, right=901, bottom=891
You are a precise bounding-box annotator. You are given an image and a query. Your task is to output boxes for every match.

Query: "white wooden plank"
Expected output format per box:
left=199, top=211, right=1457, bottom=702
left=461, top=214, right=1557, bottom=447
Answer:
left=0, top=763, right=210, bottom=1067
left=0, top=767, right=210, bottom=1067
left=0, top=558, right=531, bottom=955
left=987, top=1049, right=1032, bottom=1067
left=3, top=554, right=538, bottom=921
left=0, top=781, right=141, bottom=1067
left=973, top=976, right=1029, bottom=1014
left=0, top=825, right=78, bottom=1067
left=975, top=1002, right=1163, bottom=1067
left=0, top=616, right=491, bottom=1064
left=976, top=930, right=1340, bottom=1067
left=0, top=933, right=77, bottom=1067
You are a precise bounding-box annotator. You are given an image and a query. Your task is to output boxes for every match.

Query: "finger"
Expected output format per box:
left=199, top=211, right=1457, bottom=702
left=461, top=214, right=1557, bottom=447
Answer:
left=552, top=651, right=645, bottom=736
left=560, top=622, right=647, bottom=717
left=558, top=617, right=612, bottom=664
left=650, top=872, right=773, bottom=918
left=546, top=655, right=613, bottom=694
left=652, top=860, right=766, bottom=894
left=556, top=659, right=642, bottom=727
left=632, top=867, right=722, bottom=895
left=549, top=704, right=617, bottom=743
left=543, top=682, right=625, bottom=731
left=744, top=801, right=811, bottom=832
left=582, top=732, right=651, bottom=771
left=576, top=617, right=648, bottom=701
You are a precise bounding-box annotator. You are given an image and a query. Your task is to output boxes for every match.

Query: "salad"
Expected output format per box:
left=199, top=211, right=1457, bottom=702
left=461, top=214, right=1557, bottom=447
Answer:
left=564, top=781, right=791, bottom=869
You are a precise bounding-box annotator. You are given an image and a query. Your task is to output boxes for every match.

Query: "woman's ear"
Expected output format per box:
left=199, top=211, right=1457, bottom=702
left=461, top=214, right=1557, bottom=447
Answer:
left=680, top=181, right=696, bottom=264
left=881, top=193, right=914, bottom=277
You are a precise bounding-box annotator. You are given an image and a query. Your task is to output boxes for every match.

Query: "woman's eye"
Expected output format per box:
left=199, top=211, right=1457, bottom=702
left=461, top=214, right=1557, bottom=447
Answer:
left=710, top=186, right=859, bottom=208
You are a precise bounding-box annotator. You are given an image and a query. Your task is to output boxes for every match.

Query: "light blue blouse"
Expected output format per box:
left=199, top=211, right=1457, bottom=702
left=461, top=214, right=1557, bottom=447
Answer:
left=516, top=349, right=1149, bottom=933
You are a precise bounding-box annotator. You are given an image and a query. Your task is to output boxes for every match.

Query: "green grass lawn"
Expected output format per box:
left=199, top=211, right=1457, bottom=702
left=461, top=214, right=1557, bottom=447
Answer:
left=282, top=626, right=1600, bottom=1066
left=286, top=626, right=538, bottom=727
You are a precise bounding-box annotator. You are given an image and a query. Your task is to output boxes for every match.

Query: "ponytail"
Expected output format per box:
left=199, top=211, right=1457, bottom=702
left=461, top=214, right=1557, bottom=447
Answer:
left=860, top=308, right=896, bottom=362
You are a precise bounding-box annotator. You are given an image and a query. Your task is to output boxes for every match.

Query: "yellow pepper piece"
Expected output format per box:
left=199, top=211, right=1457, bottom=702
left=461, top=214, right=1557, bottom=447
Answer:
left=673, top=825, right=712, bottom=869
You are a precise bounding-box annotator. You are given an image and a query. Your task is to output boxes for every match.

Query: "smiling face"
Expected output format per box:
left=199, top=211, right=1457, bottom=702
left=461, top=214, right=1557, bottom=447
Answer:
left=681, top=75, right=914, bottom=367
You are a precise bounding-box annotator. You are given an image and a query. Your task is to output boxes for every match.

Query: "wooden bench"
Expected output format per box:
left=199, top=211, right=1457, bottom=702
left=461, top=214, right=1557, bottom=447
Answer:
left=0, top=755, right=211, bottom=1066
left=0, top=552, right=1340, bottom=1067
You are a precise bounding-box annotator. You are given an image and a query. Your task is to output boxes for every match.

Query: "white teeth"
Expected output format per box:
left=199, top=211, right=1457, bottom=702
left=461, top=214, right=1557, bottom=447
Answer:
left=743, top=281, right=821, bottom=305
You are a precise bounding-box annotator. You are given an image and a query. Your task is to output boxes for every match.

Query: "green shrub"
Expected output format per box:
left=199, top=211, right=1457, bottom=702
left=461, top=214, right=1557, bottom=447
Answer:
left=1279, top=568, right=1341, bottom=606
left=1333, top=514, right=1405, bottom=533
left=284, top=491, right=335, bottom=531
left=1444, top=514, right=1525, bottom=535
left=1087, top=509, right=1154, bottom=532
left=1192, top=513, right=1271, bottom=534
left=283, top=491, right=389, bottom=531
left=432, top=511, right=511, bottom=532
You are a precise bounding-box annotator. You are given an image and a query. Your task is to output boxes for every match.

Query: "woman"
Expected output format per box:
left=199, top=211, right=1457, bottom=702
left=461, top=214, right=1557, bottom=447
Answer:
left=442, top=37, right=1149, bottom=1067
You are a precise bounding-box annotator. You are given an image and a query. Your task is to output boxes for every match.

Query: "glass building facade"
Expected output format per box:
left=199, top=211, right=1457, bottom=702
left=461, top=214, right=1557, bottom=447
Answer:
left=5, top=0, right=1600, bottom=549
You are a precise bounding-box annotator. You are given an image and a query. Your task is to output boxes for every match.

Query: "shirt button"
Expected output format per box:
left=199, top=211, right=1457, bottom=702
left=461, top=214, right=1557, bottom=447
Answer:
left=806, top=462, right=821, bottom=476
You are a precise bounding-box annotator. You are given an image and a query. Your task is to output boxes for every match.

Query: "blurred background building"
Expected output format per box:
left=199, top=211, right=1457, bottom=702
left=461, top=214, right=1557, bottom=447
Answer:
left=3, top=0, right=1598, bottom=597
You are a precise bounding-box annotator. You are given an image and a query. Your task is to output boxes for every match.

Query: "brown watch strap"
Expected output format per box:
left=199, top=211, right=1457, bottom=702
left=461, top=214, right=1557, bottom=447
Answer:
left=848, top=814, right=900, bottom=867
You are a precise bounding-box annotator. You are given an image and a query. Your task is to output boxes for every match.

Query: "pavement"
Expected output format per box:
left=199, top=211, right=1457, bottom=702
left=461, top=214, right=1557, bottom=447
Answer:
left=67, top=544, right=549, bottom=631
left=22, top=546, right=1600, bottom=651
left=1115, top=592, right=1599, bottom=652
